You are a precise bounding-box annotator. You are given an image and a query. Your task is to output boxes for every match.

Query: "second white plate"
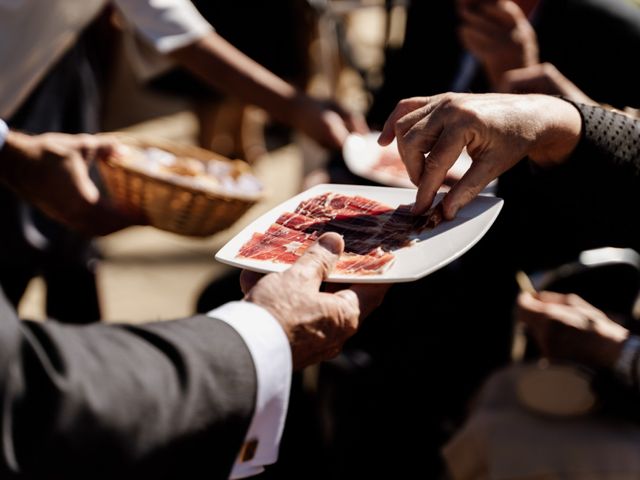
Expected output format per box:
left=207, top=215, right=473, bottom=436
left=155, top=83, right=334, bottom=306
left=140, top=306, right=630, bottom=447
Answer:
left=343, top=132, right=496, bottom=192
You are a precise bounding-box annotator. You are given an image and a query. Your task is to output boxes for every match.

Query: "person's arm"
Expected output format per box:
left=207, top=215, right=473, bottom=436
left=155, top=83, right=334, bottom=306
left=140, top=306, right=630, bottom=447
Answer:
left=114, top=0, right=367, bottom=149
left=378, top=93, right=582, bottom=216
left=0, top=292, right=258, bottom=479
left=213, top=234, right=388, bottom=479
left=456, top=0, right=539, bottom=89
left=516, top=291, right=628, bottom=370
left=0, top=232, right=387, bottom=478
left=516, top=291, right=640, bottom=392
left=0, top=129, right=138, bottom=235
left=208, top=302, right=291, bottom=480
left=379, top=92, right=640, bottom=217
left=566, top=101, right=640, bottom=177
left=169, top=33, right=367, bottom=150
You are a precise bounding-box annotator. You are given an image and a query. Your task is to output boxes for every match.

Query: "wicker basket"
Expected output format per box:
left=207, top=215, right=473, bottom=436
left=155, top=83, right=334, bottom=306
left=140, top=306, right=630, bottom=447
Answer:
left=98, top=134, right=263, bottom=237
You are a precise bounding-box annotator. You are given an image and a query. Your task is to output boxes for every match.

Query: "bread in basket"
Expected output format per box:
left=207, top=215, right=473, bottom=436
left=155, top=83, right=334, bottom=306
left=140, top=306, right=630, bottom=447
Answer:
left=98, top=134, right=264, bottom=237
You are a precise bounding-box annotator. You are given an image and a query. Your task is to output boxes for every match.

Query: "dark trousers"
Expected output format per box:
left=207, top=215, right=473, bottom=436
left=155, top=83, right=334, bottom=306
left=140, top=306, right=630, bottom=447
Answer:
left=1, top=25, right=104, bottom=324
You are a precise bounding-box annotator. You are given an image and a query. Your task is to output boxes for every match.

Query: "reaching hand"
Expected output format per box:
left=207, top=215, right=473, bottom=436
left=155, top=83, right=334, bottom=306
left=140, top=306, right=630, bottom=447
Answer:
left=457, top=0, right=539, bottom=88
left=293, top=96, right=369, bottom=150
left=242, top=233, right=389, bottom=370
left=0, top=131, right=142, bottom=236
left=517, top=292, right=628, bottom=369
left=378, top=92, right=582, bottom=217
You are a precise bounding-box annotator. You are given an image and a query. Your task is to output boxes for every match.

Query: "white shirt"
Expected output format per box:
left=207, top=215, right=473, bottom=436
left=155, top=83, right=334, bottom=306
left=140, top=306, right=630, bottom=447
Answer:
left=0, top=0, right=213, bottom=119
left=0, top=119, right=8, bottom=151
left=208, top=301, right=292, bottom=479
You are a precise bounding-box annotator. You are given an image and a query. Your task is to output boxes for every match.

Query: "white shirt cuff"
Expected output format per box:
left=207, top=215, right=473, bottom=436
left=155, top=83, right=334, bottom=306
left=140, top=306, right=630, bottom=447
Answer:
left=0, top=119, right=8, bottom=151
left=208, top=301, right=292, bottom=479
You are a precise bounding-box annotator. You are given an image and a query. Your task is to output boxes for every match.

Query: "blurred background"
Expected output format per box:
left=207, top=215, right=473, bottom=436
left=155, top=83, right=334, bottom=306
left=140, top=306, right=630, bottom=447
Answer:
left=18, top=0, right=399, bottom=322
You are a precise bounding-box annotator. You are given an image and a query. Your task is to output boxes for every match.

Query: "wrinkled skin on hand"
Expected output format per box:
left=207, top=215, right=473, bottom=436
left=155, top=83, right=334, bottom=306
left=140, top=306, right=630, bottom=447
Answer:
left=516, top=291, right=629, bottom=369
left=242, top=233, right=389, bottom=370
left=378, top=92, right=581, bottom=218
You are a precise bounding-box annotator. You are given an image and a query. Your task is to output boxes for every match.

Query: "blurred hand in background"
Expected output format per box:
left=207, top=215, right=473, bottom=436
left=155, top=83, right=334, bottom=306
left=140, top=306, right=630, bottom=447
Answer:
left=0, top=131, right=142, bottom=236
left=457, top=0, right=539, bottom=89
left=517, top=291, right=628, bottom=369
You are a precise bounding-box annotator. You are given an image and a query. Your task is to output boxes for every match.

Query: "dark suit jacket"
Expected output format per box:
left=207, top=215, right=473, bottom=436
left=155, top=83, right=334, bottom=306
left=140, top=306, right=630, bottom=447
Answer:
left=0, top=291, right=257, bottom=479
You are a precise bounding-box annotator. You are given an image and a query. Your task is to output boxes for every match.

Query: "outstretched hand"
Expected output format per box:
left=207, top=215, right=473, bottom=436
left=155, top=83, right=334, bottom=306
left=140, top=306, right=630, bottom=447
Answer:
left=378, top=92, right=582, bottom=218
left=0, top=131, right=143, bottom=236
left=242, top=233, right=389, bottom=370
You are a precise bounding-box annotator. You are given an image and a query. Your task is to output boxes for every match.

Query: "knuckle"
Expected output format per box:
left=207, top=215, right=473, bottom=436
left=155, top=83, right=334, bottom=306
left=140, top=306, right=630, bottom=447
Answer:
left=422, top=155, right=441, bottom=173
left=540, top=62, right=556, bottom=76
left=344, top=317, right=359, bottom=337
left=402, top=128, right=420, bottom=148
left=565, top=293, right=582, bottom=306
left=77, top=133, right=94, bottom=144
left=306, top=248, right=333, bottom=273
left=253, top=272, right=281, bottom=293
left=395, top=117, right=411, bottom=137
left=393, top=121, right=404, bottom=137
left=537, top=303, right=552, bottom=317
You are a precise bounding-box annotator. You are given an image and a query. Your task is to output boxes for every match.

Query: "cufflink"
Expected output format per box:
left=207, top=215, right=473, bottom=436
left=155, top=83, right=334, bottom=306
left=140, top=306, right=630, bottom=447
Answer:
left=239, top=439, right=259, bottom=462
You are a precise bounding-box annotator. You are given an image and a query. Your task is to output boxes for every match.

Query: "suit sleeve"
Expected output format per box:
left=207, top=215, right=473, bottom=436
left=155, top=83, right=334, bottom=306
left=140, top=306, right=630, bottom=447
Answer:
left=0, top=290, right=257, bottom=480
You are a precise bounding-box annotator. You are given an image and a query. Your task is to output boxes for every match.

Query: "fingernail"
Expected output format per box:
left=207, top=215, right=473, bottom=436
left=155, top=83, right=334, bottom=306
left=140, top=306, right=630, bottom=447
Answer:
left=318, top=234, right=343, bottom=254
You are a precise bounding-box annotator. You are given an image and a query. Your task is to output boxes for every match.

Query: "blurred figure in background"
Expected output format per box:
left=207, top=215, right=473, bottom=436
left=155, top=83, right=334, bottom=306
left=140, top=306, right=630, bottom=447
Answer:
left=148, top=0, right=314, bottom=159
left=0, top=11, right=111, bottom=324
left=369, top=0, right=640, bottom=127
left=0, top=0, right=365, bottom=324
left=457, top=0, right=640, bottom=113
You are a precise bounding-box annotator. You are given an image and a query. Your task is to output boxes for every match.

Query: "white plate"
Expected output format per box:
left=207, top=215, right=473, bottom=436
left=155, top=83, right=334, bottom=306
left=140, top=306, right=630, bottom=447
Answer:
left=343, top=132, right=496, bottom=192
left=215, top=184, right=503, bottom=283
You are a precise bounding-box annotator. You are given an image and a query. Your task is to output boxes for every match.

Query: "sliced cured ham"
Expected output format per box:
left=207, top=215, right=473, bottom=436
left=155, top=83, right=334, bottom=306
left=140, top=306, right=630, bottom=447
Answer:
left=336, top=251, right=396, bottom=275
left=237, top=192, right=443, bottom=275
left=296, top=192, right=393, bottom=219
left=237, top=224, right=317, bottom=263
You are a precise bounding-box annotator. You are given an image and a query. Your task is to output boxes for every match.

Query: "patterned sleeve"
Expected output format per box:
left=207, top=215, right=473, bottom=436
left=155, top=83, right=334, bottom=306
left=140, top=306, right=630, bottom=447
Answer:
left=569, top=102, right=640, bottom=177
